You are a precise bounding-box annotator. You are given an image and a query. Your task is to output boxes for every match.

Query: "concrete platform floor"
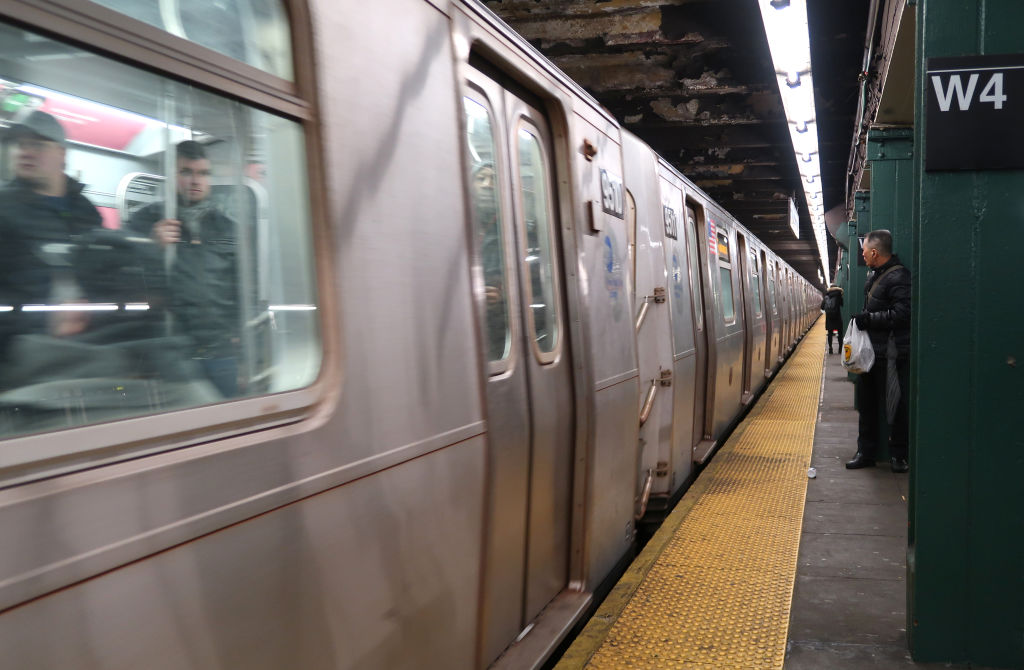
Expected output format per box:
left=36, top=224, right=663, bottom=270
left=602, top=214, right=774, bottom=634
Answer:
left=784, top=345, right=988, bottom=670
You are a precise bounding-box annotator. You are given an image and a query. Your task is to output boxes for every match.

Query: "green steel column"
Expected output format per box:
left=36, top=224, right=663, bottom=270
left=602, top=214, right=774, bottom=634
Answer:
left=866, top=129, right=914, bottom=462
left=909, top=0, right=1024, bottom=666
left=866, top=128, right=914, bottom=257
left=848, top=193, right=871, bottom=386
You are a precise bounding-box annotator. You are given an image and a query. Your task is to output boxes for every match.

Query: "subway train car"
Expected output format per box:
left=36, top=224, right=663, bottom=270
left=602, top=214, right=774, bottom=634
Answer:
left=0, top=1, right=818, bottom=668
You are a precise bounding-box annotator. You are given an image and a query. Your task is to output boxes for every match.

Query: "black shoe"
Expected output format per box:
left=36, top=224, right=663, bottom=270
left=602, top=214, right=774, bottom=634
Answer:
left=890, top=457, right=909, bottom=473
left=845, top=453, right=875, bottom=469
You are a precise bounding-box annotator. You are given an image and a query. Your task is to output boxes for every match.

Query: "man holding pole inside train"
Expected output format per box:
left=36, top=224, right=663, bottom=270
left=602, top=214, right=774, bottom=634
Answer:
left=128, top=140, right=245, bottom=398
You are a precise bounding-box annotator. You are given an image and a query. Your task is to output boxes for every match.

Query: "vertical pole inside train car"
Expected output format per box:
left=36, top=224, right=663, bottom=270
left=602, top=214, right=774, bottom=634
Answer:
left=908, top=0, right=1024, bottom=666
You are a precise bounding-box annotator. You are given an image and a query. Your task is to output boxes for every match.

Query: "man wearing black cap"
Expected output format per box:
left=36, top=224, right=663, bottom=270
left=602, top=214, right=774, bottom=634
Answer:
left=0, top=110, right=102, bottom=373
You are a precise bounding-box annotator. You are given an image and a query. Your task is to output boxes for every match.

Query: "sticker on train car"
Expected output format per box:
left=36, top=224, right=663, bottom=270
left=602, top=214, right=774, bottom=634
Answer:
left=662, top=205, right=678, bottom=239
left=707, top=218, right=717, bottom=254
left=604, top=230, right=625, bottom=322
left=599, top=168, right=625, bottom=219
left=671, top=252, right=684, bottom=305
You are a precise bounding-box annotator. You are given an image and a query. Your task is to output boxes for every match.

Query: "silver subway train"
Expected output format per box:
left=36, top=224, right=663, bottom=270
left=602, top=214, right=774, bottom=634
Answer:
left=0, top=0, right=819, bottom=668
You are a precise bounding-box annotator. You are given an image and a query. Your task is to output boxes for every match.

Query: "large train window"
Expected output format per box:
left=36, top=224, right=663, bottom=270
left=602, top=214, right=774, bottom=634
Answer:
left=716, top=229, right=736, bottom=324
left=463, top=95, right=511, bottom=366
left=685, top=205, right=704, bottom=333
left=516, top=121, right=560, bottom=360
left=89, top=0, right=293, bottom=80
left=749, top=249, right=762, bottom=317
left=0, top=20, right=320, bottom=443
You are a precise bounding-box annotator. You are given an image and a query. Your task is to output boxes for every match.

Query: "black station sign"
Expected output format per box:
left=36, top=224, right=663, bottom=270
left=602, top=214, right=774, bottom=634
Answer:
left=926, top=53, right=1024, bottom=171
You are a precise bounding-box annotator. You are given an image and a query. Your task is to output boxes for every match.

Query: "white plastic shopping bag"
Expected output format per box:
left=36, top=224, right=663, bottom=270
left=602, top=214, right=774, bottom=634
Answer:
left=842, top=318, right=875, bottom=374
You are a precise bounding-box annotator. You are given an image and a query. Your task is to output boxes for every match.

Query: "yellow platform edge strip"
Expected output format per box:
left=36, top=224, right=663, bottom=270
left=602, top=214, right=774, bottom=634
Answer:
left=557, top=320, right=826, bottom=670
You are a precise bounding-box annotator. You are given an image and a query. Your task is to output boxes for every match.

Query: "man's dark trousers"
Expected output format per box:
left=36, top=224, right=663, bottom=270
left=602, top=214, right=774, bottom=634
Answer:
left=856, top=355, right=910, bottom=460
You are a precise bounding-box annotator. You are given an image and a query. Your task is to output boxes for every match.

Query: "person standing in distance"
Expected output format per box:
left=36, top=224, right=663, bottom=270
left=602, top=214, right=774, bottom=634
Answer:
left=845, top=229, right=911, bottom=473
left=128, top=140, right=244, bottom=398
left=821, top=284, right=844, bottom=354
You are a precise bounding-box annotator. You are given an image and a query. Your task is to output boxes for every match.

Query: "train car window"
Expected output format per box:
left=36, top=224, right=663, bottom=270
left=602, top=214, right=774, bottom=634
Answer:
left=749, top=249, right=762, bottom=317
left=685, top=206, right=704, bottom=333
left=88, top=0, right=294, bottom=80
left=769, top=263, right=778, bottom=313
left=0, top=21, right=320, bottom=443
left=516, top=123, right=560, bottom=359
left=626, top=189, right=637, bottom=292
left=716, top=230, right=736, bottom=324
left=463, top=96, right=511, bottom=366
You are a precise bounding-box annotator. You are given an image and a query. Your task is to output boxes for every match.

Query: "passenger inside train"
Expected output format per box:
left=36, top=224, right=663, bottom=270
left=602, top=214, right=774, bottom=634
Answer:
left=0, top=19, right=322, bottom=441
left=127, top=140, right=249, bottom=398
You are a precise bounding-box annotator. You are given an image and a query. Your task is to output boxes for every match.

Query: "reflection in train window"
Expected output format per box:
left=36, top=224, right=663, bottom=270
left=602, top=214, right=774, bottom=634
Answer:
left=88, top=0, right=294, bottom=80
left=0, top=21, right=320, bottom=441
left=749, top=250, right=762, bottom=317
left=516, top=124, right=559, bottom=359
left=463, top=96, right=511, bottom=366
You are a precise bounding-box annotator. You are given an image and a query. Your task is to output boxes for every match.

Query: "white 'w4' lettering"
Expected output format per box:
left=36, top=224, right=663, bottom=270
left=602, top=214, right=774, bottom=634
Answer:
left=931, top=72, right=1007, bottom=111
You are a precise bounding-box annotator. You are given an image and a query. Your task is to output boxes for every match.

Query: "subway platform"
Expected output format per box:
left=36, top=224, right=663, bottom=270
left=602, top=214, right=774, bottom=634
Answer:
left=553, top=323, right=983, bottom=670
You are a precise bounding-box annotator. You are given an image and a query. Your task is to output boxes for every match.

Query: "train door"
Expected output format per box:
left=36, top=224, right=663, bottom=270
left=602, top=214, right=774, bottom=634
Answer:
left=761, top=249, right=775, bottom=376
left=737, top=234, right=754, bottom=402
left=463, top=70, right=575, bottom=662
left=684, top=203, right=713, bottom=461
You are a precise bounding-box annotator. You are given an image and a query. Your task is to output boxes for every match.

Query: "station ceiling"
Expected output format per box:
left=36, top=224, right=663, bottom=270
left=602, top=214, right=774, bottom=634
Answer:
left=486, top=0, right=871, bottom=289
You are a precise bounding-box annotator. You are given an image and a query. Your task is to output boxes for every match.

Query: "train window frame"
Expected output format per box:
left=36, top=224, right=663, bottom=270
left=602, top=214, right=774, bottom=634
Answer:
left=2, top=0, right=311, bottom=120
left=684, top=202, right=704, bottom=334
left=86, top=0, right=295, bottom=81
left=461, top=87, right=515, bottom=373
left=716, top=225, right=737, bottom=326
left=512, top=114, right=563, bottom=366
left=0, top=2, right=333, bottom=485
left=749, top=248, right=763, bottom=318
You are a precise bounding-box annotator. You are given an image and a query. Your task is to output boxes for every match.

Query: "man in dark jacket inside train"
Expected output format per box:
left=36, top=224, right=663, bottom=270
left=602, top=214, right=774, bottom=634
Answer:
left=0, top=110, right=103, bottom=376
left=846, top=229, right=911, bottom=473
left=128, top=140, right=245, bottom=398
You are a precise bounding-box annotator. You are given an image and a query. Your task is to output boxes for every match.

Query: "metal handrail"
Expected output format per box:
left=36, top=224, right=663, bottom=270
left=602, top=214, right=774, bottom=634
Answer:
left=634, top=468, right=654, bottom=521
left=638, top=379, right=657, bottom=427
left=635, top=299, right=650, bottom=332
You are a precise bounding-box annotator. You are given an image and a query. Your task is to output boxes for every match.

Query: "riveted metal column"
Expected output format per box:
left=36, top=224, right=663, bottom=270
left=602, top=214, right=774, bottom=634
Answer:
left=865, top=128, right=914, bottom=462
left=847, top=193, right=871, bottom=388
left=909, top=0, right=1024, bottom=666
left=867, top=128, right=914, bottom=257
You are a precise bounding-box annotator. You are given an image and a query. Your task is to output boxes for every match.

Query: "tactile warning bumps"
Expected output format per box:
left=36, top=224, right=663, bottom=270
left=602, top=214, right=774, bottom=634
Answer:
left=573, top=324, right=826, bottom=670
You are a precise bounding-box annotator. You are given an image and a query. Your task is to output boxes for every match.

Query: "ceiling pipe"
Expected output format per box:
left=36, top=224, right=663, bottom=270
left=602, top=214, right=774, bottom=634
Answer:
left=845, top=0, right=884, bottom=215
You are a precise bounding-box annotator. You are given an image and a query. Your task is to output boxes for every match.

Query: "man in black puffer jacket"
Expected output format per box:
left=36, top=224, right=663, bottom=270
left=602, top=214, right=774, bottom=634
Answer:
left=0, top=110, right=103, bottom=383
left=845, top=229, right=912, bottom=473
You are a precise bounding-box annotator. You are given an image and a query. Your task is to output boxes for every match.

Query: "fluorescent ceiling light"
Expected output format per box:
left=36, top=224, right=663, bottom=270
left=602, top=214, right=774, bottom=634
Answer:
left=758, top=0, right=829, bottom=282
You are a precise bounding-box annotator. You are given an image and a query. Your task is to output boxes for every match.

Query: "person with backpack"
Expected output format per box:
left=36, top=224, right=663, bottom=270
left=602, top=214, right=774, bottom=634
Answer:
left=820, top=284, right=844, bottom=354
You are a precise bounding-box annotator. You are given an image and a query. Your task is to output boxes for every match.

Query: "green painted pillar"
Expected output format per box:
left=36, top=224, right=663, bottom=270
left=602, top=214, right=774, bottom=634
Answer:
left=909, top=0, right=1024, bottom=667
left=866, top=128, right=914, bottom=258
left=866, top=128, right=914, bottom=461
left=848, top=193, right=871, bottom=386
